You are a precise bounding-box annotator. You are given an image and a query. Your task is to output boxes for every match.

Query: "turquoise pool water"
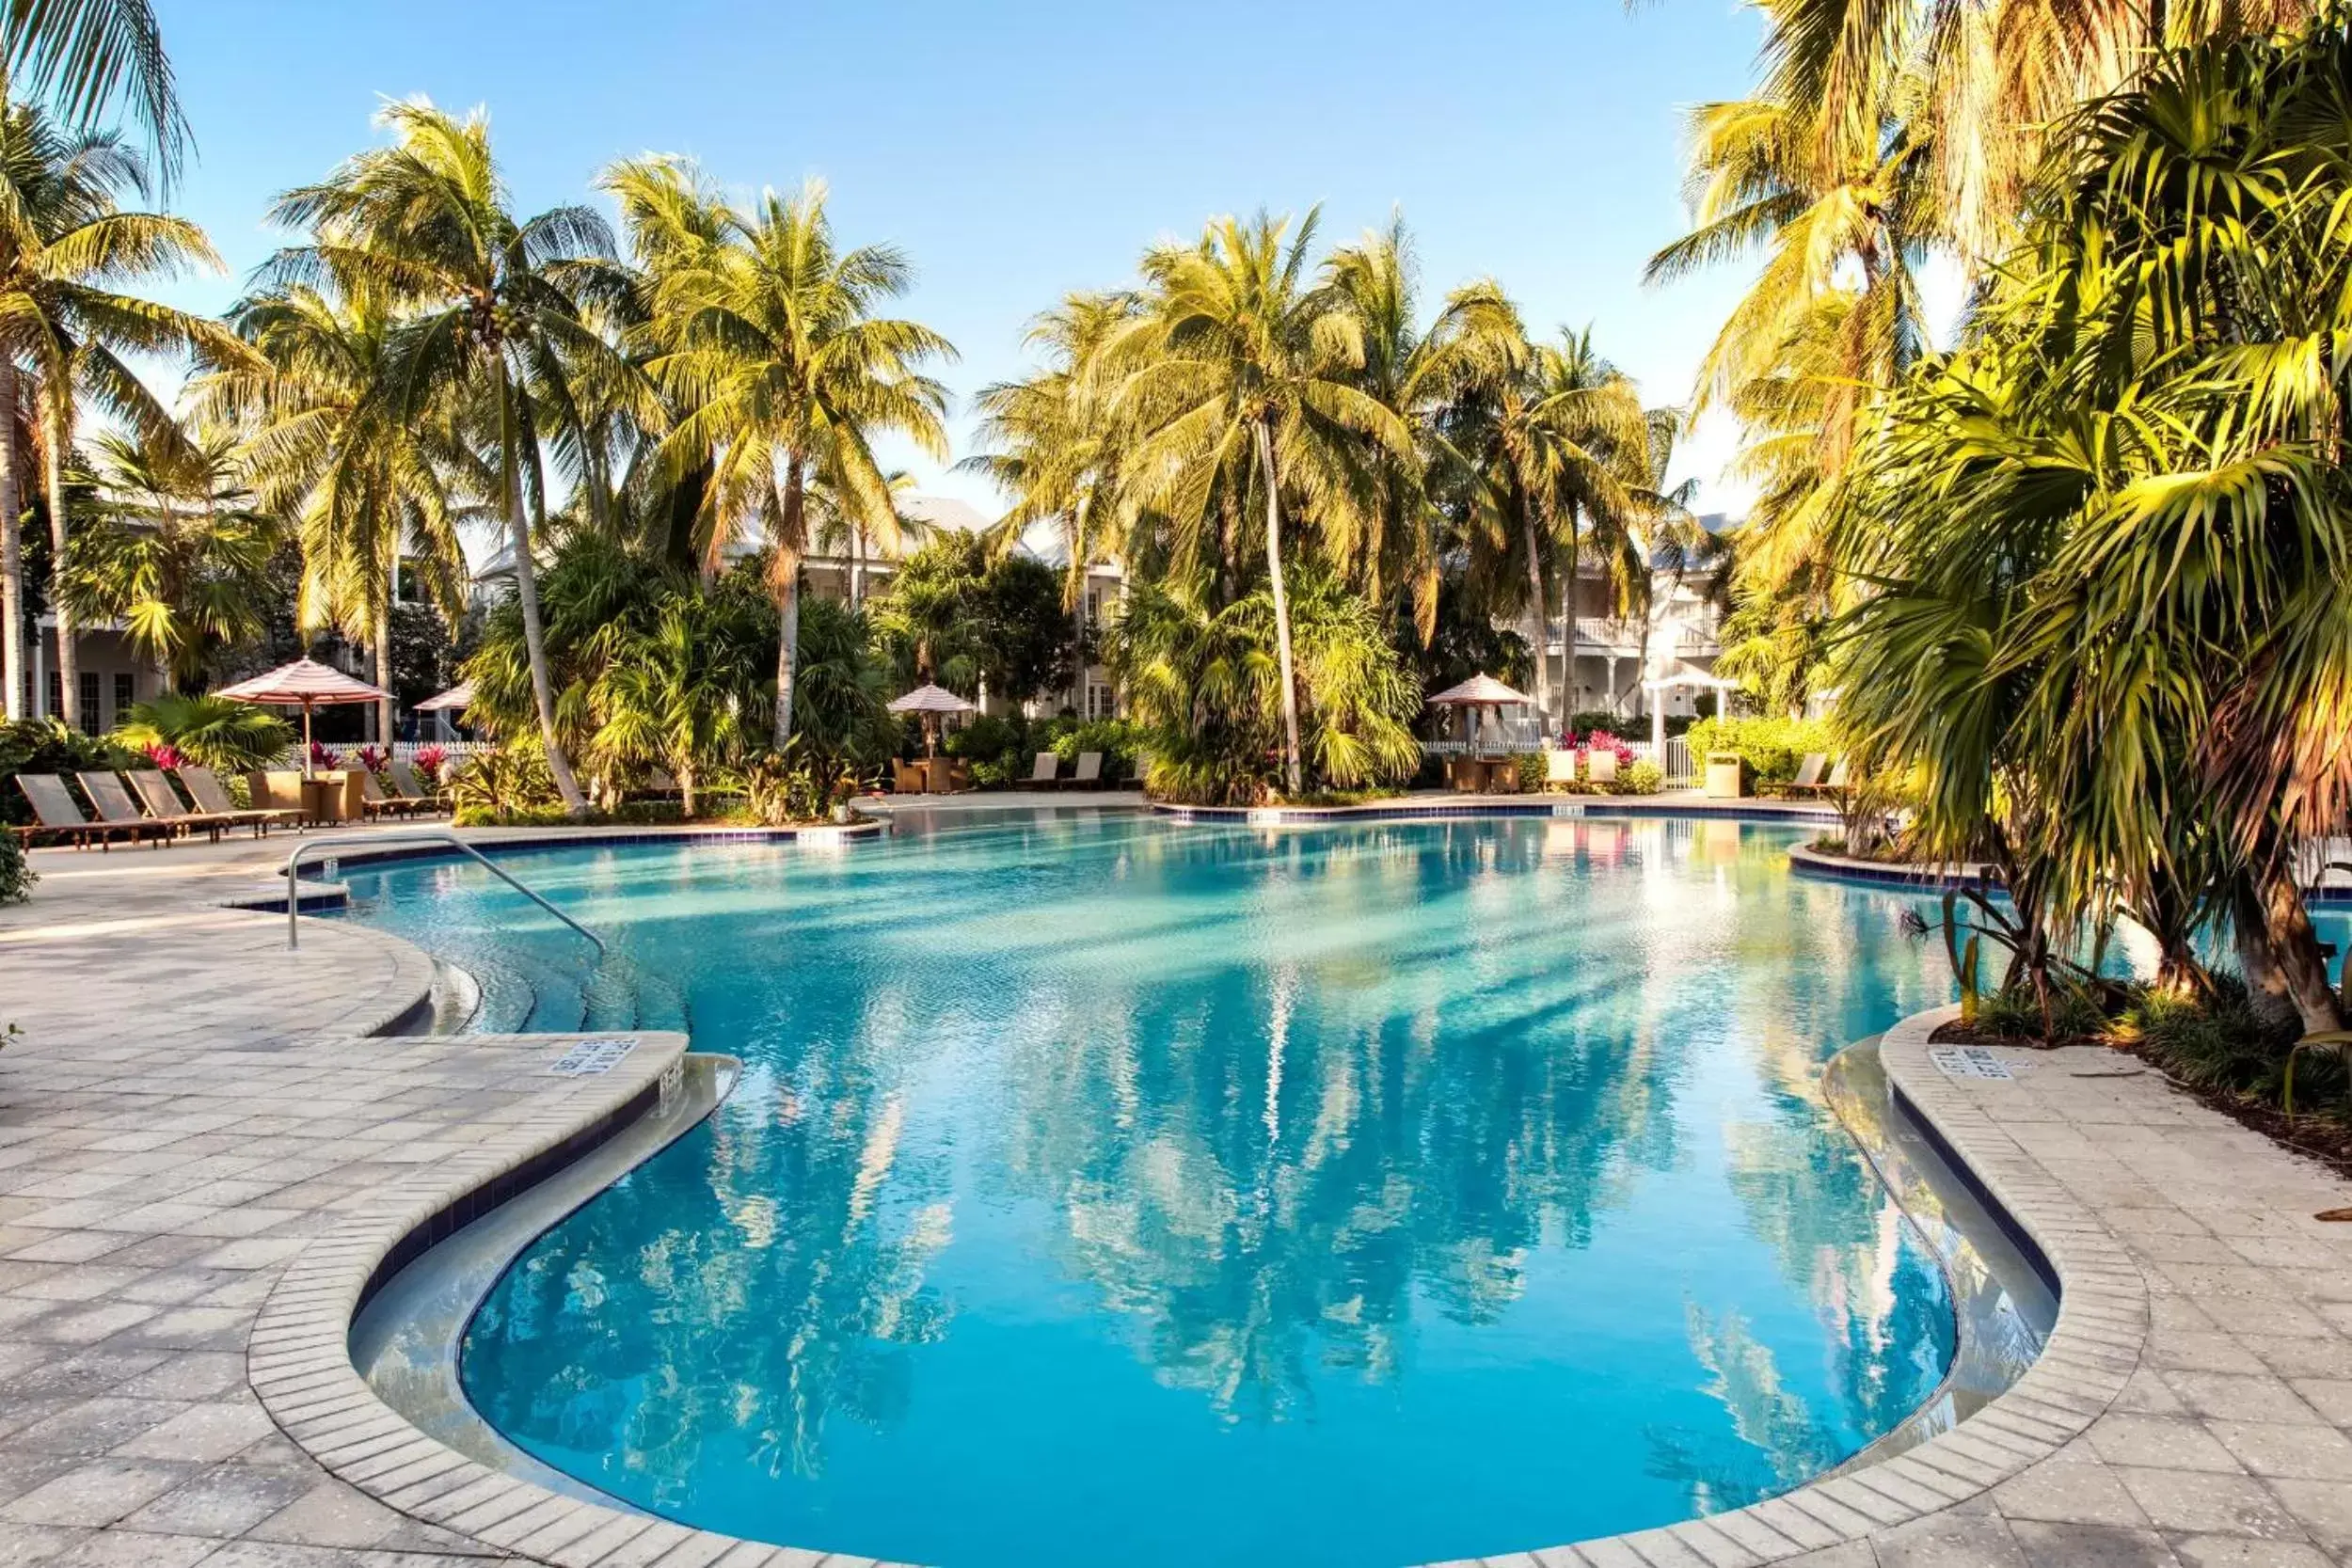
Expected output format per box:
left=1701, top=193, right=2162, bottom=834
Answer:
left=337, top=812, right=1963, bottom=1567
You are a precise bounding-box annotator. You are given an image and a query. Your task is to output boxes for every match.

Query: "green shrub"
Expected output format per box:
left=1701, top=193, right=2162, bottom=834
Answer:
left=1684, top=715, right=1836, bottom=784
left=1514, top=752, right=1547, bottom=790
left=449, top=744, right=557, bottom=820
left=0, top=719, right=137, bottom=826
left=1617, top=759, right=1662, bottom=796
left=1975, top=982, right=2107, bottom=1042
left=946, top=713, right=1027, bottom=767
left=1038, top=717, right=1147, bottom=783
left=2114, top=977, right=2296, bottom=1096
left=0, top=834, right=33, bottom=905
left=111, top=694, right=294, bottom=773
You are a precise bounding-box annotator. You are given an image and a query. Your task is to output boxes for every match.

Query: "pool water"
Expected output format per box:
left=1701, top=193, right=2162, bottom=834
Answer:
left=339, top=813, right=1963, bottom=1568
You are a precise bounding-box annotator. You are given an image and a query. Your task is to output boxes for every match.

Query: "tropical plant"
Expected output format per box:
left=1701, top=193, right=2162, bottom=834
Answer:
left=590, top=574, right=772, bottom=815
left=56, top=426, right=278, bottom=689
left=200, top=283, right=469, bottom=741
left=1115, top=210, right=1419, bottom=796
left=0, top=0, right=184, bottom=181
left=1831, top=12, right=2352, bottom=1034
left=1107, top=564, right=1421, bottom=804
left=107, top=690, right=289, bottom=770
left=610, top=160, right=952, bottom=748
left=0, top=73, right=246, bottom=724
left=0, top=825, right=28, bottom=902
left=267, top=98, right=644, bottom=816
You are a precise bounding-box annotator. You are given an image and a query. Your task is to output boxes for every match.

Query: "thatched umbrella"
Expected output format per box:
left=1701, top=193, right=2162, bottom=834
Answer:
left=215, top=658, right=391, bottom=777
left=887, top=682, right=977, bottom=757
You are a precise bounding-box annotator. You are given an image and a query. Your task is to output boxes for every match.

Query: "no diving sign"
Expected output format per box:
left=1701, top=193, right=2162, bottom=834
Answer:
left=548, top=1037, right=638, bottom=1077
left=1930, top=1045, right=2015, bottom=1081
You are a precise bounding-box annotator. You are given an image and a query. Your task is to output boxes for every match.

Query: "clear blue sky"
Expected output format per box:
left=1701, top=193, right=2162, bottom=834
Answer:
left=152, top=0, right=1769, bottom=519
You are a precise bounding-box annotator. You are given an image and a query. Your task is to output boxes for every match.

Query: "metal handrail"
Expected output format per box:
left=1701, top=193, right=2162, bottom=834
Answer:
left=283, top=830, right=606, bottom=955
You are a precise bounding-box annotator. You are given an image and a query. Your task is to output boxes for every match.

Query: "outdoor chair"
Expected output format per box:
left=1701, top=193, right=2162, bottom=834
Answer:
left=1759, top=753, right=1827, bottom=798
left=12, top=773, right=166, bottom=849
left=1025, top=752, right=1059, bottom=787
left=892, top=759, right=925, bottom=794
left=125, top=770, right=237, bottom=842
left=180, top=766, right=302, bottom=833
left=1062, top=752, right=1103, bottom=789
left=79, top=771, right=211, bottom=845
left=1545, top=750, right=1578, bottom=791
left=1587, top=749, right=1618, bottom=787
left=246, top=769, right=309, bottom=821
left=1790, top=757, right=1851, bottom=799
left=387, top=758, right=447, bottom=816
left=357, top=768, right=432, bottom=819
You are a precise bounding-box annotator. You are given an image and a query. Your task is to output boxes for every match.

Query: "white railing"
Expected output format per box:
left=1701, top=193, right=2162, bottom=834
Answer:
left=1422, top=734, right=1692, bottom=778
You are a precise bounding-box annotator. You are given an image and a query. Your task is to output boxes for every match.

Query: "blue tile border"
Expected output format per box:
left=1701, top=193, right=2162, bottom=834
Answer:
left=283, top=819, right=885, bottom=881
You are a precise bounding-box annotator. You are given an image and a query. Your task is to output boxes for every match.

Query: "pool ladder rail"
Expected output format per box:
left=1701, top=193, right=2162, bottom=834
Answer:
left=281, top=830, right=606, bottom=955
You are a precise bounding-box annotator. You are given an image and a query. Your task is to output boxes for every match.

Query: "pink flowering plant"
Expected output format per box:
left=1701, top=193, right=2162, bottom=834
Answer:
left=144, top=742, right=185, bottom=770
left=309, top=740, right=343, bottom=770
left=413, top=745, right=447, bottom=785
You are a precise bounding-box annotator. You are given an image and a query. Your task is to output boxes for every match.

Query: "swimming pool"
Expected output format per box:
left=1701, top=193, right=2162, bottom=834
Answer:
left=338, top=811, right=1964, bottom=1568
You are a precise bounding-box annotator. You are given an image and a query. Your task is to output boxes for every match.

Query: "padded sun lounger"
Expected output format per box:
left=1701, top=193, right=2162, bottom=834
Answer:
left=1788, top=757, right=1851, bottom=798
left=358, top=768, right=431, bottom=818
left=12, top=773, right=167, bottom=849
left=1063, top=752, right=1103, bottom=788
left=386, top=758, right=445, bottom=815
left=1545, top=750, right=1578, bottom=791
left=178, top=766, right=302, bottom=832
left=1025, top=752, right=1059, bottom=787
left=1586, top=749, right=1618, bottom=786
left=79, top=771, right=209, bottom=844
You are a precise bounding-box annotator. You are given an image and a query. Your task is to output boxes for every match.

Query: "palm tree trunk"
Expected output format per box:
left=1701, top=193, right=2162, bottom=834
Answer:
left=44, top=391, right=77, bottom=734
left=374, top=603, right=394, bottom=746
left=679, top=761, right=696, bottom=819
left=1254, top=421, right=1303, bottom=798
left=2254, top=857, right=2346, bottom=1034
left=1564, top=503, right=1581, bottom=730
left=498, top=362, right=588, bottom=817
left=771, top=457, right=807, bottom=747
left=0, top=361, right=22, bottom=721
left=1519, top=506, right=1551, bottom=726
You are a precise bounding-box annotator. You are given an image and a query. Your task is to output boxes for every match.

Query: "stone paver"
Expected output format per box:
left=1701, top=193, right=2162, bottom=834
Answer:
left=9, top=831, right=2352, bottom=1567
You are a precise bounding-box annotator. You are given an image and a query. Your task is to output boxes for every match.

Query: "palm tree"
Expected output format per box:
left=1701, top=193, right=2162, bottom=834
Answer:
left=267, top=99, right=643, bottom=816
left=1, top=0, right=185, bottom=184
left=202, top=284, right=469, bottom=741
left=56, top=424, right=277, bottom=689
left=1117, top=210, right=1416, bottom=796
left=0, top=75, right=244, bottom=725
left=626, top=173, right=951, bottom=747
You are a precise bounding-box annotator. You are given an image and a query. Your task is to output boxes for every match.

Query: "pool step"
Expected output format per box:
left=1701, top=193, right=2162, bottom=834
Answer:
left=456, top=947, right=541, bottom=1035
left=627, top=964, right=691, bottom=1034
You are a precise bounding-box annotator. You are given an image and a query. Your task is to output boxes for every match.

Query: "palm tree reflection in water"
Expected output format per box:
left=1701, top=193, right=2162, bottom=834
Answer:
left=449, top=816, right=1955, bottom=1562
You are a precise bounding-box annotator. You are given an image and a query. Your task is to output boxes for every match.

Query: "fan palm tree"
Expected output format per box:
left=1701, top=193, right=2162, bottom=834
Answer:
left=0, top=0, right=184, bottom=184
left=56, top=424, right=277, bottom=689
left=267, top=98, right=643, bottom=816
left=201, top=284, right=469, bottom=741
left=1116, top=210, right=1416, bottom=796
left=0, top=75, right=245, bottom=724
left=626, top=172, right=952, bottom=747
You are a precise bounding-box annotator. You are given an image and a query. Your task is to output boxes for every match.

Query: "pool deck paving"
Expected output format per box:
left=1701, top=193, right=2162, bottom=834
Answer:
left=6, top=817, right=2352, bottom=1566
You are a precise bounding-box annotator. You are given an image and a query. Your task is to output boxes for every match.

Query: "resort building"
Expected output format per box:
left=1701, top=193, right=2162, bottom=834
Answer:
left=12, top=614, right=166, bottom=734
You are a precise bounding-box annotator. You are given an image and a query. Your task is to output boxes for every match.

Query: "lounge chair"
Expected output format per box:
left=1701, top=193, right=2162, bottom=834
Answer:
left=1759, top=753, right=1828, bottom=798
left=79, top=770, right=212, bottom=844
left=357, top=768, right=431, bottom=819
left=13, top=773, right=168, bottom=849
left=1062, top=752, right=1103, bottom=789
left=1586, top=749, right=1619, bottom=787
left=1545, top=750, right=1578, bottom=791
left=387, top=758, right=446, bottom=815
left=1025, top=752, right=1059, bottom=788
left=1789, top=757, right=1851, bottom=799
left=126, top=770, right=242, bottom=842
left=180, top=766, right=302, bottom=832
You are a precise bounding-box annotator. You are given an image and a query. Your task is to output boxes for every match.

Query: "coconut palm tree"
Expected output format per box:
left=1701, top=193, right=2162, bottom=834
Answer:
left=201, top=284, right=469, bottom=742
left=1116, top=210, right=1417, bottom=796
left=56, top=424, right=277, bottom=689
left=1, top=0, right=185, bottom=183
left=266, top=98, right=644, bottom=816
left=624, top=170, right=952, bottom=747
left=0, top=75, right=244, bottom=725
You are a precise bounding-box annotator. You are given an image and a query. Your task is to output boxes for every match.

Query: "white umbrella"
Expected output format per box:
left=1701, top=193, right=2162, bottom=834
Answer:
left=1426, top=673, right=1533, bottom=752
left=414, top=680, right=473, bottom=713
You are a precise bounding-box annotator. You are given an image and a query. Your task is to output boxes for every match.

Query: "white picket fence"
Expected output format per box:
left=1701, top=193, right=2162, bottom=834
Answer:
left=1419, top=735, right=1694, bottom=781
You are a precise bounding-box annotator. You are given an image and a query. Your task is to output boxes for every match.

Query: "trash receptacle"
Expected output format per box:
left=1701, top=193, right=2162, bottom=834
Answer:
left=1704, top=752, right=1747, bottom=800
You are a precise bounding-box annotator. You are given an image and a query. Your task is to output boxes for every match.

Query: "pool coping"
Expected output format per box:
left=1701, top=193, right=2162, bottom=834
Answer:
left=1152, top=797, right=1843, bottom=829
left=252, top=990, right=2140, bottom=1568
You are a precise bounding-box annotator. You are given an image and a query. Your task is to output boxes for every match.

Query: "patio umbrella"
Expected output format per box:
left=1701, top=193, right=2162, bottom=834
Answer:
left=887, top=682, right=977, bottom=757
left=1426, top=673, right=1533, bottom=752
left=215, top=657, right=392, bottom=777
left=414, top=680, right=473, bottom=713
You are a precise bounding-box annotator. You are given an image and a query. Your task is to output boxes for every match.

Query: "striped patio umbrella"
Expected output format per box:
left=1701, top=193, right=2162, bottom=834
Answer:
left=887, top=682, right=977, bottom=757
left=215, top=658, right=392, bottom=777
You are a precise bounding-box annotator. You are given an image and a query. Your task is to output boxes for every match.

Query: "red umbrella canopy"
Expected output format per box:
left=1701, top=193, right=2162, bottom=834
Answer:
left=215, top=657, right=390, bottom=706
